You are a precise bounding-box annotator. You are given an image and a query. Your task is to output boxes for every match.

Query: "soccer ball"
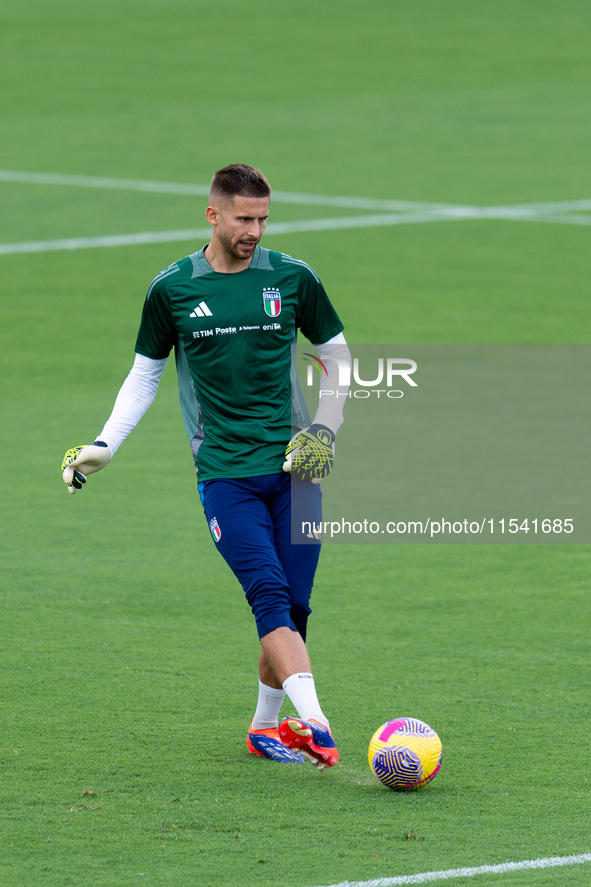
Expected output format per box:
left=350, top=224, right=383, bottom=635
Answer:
left=368, top=718, right=442, bottom=791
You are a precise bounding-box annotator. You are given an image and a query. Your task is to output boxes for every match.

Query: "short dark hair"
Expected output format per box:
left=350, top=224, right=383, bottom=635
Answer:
left=210, top=164, right=271, bottom=202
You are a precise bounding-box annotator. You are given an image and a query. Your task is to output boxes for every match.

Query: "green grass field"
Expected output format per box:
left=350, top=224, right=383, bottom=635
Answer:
left=1, top=2, right=591, bottom=885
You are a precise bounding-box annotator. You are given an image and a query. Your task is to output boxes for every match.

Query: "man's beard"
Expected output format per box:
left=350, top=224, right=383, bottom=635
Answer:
left=217, top=227, right=258, bottom=260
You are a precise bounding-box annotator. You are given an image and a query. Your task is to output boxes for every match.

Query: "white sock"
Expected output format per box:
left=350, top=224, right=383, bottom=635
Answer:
left=282, top=672, right=330, bottom=731
left=251, top=680, right=286, bottom=730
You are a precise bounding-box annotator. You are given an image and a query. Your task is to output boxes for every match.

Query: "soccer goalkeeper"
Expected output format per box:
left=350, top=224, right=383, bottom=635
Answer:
left=62, top=164, right=350, bottom=769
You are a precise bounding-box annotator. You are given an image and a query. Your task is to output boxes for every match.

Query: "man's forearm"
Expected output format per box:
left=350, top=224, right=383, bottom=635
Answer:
left=312, top=333, right=351, bottom=434
left=98, top=353, right=167, bottom=455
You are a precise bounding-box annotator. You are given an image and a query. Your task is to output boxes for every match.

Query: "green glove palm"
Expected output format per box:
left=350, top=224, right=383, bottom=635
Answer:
left=283, top=424, right=335, bottom=483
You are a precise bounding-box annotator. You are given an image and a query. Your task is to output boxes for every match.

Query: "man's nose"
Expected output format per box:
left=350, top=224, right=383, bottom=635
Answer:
left=248, top=220, right=264, bottom=238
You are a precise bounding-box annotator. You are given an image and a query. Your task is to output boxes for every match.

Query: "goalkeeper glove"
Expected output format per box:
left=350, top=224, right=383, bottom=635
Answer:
left=283, top=424, right=335, bottom=483
left=61, top=440, right=111, bottom=494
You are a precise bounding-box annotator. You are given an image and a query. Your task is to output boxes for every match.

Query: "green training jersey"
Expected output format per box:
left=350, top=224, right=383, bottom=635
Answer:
left=134, top=245, right=344, bottom=481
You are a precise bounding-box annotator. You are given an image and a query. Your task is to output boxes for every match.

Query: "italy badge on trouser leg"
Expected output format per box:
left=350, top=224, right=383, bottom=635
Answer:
left=209, top=517, right=221, bottom=542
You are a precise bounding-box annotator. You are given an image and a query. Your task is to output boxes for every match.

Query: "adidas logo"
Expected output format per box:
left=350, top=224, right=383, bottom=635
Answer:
left=189, top=301, right=213, bottom=318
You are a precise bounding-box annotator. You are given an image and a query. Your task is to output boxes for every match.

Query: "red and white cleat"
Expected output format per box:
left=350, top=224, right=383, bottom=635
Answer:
left=278, top=717, right=339, bottom=769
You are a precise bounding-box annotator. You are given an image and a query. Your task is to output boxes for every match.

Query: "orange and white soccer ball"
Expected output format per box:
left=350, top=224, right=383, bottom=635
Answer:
left=368, top=718, right=442, bottom=790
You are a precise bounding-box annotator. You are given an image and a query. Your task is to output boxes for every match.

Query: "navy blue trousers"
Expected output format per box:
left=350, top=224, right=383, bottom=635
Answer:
left=198, top=474, right=322, bottom=640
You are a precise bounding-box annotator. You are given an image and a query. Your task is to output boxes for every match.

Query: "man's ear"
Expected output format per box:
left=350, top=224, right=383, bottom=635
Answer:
left=205, top=205, right=219, bottom=226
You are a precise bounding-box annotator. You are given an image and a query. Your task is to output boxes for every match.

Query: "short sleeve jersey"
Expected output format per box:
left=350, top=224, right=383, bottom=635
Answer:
left=135, top=245, right=344, bottom=481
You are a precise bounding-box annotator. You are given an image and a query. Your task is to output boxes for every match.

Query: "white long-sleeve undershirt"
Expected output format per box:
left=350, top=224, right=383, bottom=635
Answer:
left=312, top=332, right=351, bottom=434
left=98, top=353, right=166, bottom=455
left=97, top=332, right=350, bottom=456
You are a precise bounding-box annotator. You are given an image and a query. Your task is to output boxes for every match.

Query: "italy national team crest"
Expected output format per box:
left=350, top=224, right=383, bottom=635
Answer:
left=263, top=288, right=281, bottom=317
left=209, top=517, right=221, bottom=543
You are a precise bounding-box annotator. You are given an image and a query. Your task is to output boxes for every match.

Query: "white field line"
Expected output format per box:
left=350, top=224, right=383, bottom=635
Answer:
left=0, top=170, right=210, bottom=198
left=1, top=170, right=591, bottom=255
left=2, top=205, right=590, bottom=256
left=0, top=212, right=466, bottom=255
left=498, top=198, right=591, bottom=213
left=0, top=228, right=212, bottom=255
left=3, top=168, right=591, bottom=216
left=0, top=169, right=458, bottom=213
left=307, top=852, right=591, bottom=887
